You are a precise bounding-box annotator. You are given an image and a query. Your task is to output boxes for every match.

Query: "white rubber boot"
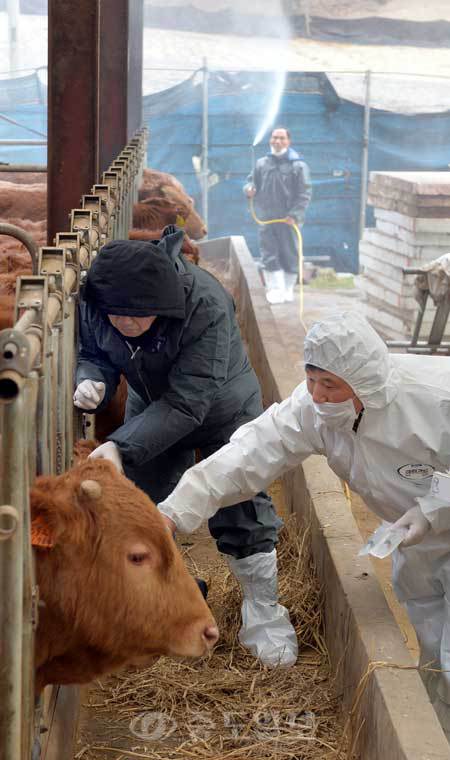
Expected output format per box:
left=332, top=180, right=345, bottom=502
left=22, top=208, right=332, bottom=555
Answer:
left=263, top=270, right=285, bottom=305
left=284, top=272, right=298, bottom=302
left=227, top=549, right=298, bottom=667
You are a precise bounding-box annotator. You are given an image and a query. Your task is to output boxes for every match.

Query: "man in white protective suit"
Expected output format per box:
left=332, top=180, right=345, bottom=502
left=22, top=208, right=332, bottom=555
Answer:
left=158, top=311, right=450, bottom=733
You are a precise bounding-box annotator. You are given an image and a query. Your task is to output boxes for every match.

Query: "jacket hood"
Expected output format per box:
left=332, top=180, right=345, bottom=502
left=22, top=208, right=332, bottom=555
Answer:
left=85, top=227, right=186, bottom=318
left=304, top=311, right=399, bottom=409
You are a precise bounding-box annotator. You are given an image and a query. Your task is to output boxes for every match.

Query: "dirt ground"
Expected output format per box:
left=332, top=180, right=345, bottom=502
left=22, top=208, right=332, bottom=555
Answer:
left=304, top=0, right=450, bottom=21
left=155, top=0, right=450, bottom=23
left=143, top=25, right=450, bottom=112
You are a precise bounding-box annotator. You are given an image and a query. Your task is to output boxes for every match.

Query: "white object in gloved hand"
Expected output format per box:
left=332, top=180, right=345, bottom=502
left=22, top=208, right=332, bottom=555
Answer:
left=227, top=549, right=298, bottom=667
left=88, top=441, right=123, bottom=473
left=392, top=506, right=431, bottom=548
left=358, top=521, right=409, bottom=559
left=73, top=380, right=105, bottom=410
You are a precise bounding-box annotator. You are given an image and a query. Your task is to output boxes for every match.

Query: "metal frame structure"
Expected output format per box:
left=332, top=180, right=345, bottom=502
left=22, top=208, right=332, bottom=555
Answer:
left=0, top=128, right=147, bottom=760
left=387, top=266, right=450, bottom=355
left=47, top=0, right=144, bottom=244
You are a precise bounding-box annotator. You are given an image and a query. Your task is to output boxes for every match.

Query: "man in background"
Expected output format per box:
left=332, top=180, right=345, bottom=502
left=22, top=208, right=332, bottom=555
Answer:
left=244, top=127, right=312, bottom=304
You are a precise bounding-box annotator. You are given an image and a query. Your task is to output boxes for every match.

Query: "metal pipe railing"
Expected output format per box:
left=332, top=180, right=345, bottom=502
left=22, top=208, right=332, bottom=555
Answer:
left=0, top=126, right=148, bottom=760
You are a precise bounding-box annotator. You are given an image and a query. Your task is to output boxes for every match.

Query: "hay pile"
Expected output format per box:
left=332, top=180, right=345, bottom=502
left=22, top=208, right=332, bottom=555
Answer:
left=75, top=518, right=349, bottom=760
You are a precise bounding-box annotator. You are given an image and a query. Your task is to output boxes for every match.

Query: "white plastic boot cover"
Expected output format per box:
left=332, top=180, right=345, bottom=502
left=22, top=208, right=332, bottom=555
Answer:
left=227, top=549, right=298, bottom=667
left=263, top=270, right=285, bottom=304
left=284, top=272, right=297, bottom=302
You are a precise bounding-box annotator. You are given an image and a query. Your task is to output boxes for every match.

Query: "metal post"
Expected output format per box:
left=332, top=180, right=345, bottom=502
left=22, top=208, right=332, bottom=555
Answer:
left=64, top=297, right=76, bottom=469
left=37, top=371, right=49, bottom=475
left=359, top=70, right=372, bottom=244
left=56, top=324, right=65, bottom=474
left=7, top=0, right=19, bottom=74
left=201, top=57, right=209, bottom=233
left=303, top=0, right=311, bottom=37
left=0, top=392, right=26, bottom=760
left=48, top=329, right=58, bottom=474
left=21, top=377, right=37, bottom=760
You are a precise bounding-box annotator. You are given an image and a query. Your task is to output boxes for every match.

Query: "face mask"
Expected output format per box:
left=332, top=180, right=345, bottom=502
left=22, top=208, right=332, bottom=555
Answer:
left=313, top=398, right=357, bottom=432
left=270, top=146, right=288, bottom=156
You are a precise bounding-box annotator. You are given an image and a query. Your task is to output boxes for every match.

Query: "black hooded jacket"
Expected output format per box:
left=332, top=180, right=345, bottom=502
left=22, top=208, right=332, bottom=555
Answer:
left=246, top=147, right=312, bottom=223
left=76, top=229, right=260, bottom=467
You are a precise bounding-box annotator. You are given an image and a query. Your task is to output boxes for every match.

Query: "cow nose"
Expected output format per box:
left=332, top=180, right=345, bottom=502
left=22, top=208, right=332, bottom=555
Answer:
left=202, top=227, right=207, bottom=237
left=202, top=624, right=219, bottom=649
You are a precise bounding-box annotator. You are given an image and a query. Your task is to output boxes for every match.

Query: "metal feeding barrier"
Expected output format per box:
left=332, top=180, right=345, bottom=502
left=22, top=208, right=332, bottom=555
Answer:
left=0, top=127, right=147, bottom=760
left=387, top=263, right=450, bottom=355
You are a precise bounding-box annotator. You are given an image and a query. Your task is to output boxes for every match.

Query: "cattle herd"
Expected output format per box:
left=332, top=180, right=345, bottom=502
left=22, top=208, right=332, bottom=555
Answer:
left=0, top=167, right=217, bottom=691
left=0, top=167, right=206, bottom=329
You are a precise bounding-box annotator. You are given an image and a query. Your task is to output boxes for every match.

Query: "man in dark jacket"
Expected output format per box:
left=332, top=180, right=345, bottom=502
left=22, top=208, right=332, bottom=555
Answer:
left=245, top=126, right=312, bottom=305
left=73, top=227, right=298, bottom=667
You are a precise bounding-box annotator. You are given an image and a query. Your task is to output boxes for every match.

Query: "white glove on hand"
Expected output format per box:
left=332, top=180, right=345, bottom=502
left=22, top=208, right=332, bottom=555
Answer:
left=392, top=506, right=431, bottom=548
left=73, top=380, right=106, bottom=410
left=88, top=441, right=123, bottom=473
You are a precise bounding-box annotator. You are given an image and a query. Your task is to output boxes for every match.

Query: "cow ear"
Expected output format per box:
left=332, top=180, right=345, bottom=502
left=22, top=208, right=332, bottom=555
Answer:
left=30, top=482, right=63, bottom=547
left=79, top=480, right=102, bottom=500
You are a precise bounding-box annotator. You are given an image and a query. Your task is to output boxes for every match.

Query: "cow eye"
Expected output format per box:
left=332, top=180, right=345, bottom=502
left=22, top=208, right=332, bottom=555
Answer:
left=128, top=552, right=150, bottom=565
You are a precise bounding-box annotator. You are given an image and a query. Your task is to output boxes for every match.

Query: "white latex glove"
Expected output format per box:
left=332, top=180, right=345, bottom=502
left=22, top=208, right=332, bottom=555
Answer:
left=244, top=183, right=256, bottom=198
left=88, top=441, right=123, bottom=473
left=73, top=380, right=106, bottom=410
left=160, top=513, right=177, bottom=535
left=392, top=506, right=431, bottom=548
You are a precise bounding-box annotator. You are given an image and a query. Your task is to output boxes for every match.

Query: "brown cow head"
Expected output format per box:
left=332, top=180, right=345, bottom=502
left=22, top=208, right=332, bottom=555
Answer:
left=32, top=459, right=218, bottom=690
left=132, top=197, right=192, bottom=231
left=160, top=185, right=207, bottom=240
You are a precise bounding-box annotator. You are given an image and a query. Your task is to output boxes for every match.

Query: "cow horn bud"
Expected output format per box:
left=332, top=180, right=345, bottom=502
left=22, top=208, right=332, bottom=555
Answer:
left=80, top=479, right=102, bottom=500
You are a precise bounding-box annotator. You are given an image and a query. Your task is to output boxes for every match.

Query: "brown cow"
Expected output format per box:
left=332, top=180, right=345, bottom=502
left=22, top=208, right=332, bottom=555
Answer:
left=129, top=227, right=200, bottom=265
left=0, top=171, right=46, bottom=185
left=132, top=194, right=206, bottom=240
left=133, top=197, right=191, bottom=231
left=0, top=181, right=46, bottom=221
left=136, top=168, right=207, bottom=240
left=139, top=168, right=185, bottom=196
left=33, top=458, right=218, bottom=691
left=0, top=269, right=31, bottom=330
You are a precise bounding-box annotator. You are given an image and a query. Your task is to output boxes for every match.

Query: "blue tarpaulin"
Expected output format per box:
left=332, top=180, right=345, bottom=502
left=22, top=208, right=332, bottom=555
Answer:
left=2, top=70, right=450, bottom=272
left=143, top=72, right=450, bottom=272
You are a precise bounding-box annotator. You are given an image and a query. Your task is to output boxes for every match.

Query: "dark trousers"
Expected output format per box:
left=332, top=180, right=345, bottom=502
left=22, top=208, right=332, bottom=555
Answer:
left=123, top=386, right=282, bottom=559
left=259, top=222, right=299, bottom=273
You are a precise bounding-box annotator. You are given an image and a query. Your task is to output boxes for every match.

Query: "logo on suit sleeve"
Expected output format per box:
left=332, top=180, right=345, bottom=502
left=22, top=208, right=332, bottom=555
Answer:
left=397, top=463, right=435, bottom=481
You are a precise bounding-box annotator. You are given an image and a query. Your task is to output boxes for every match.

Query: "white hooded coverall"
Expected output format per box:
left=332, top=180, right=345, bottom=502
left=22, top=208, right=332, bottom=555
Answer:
left=159, top=312, right=450, bottom=709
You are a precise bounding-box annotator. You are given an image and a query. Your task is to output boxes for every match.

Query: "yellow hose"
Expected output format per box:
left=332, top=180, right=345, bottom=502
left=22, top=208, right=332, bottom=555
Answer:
left=343, top=481, right=352, bottom=506
left=249, top=197, right=306, bottom=331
